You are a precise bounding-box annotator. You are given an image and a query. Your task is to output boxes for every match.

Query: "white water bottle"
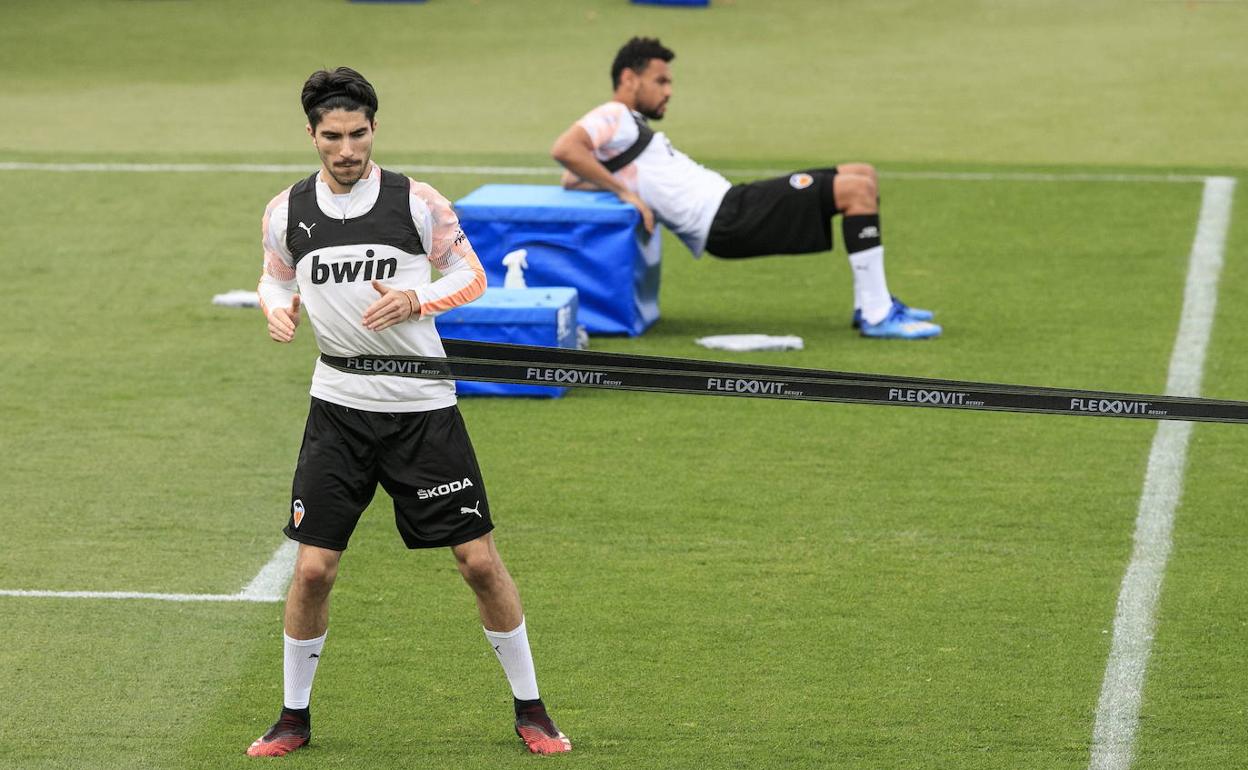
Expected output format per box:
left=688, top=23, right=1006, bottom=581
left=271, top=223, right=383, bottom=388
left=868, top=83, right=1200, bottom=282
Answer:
left=502, top=249, right=528, bottom=289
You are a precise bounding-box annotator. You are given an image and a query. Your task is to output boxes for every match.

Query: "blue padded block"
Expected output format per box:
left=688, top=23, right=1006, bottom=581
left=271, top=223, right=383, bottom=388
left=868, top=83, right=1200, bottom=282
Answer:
left=456, top=185, right=660, bottom=336
left=436, top=287, right=578, bottom=398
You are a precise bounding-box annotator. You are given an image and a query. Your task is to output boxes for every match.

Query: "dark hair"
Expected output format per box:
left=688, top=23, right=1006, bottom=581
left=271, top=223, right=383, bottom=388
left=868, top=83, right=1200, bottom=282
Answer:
left=611, top=37, right=675, bottom=89
left=301, top=67, right=378, bottom=128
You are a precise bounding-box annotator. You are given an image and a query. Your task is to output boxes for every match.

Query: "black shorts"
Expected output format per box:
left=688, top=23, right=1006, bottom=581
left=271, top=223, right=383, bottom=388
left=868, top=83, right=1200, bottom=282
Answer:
left=284, top=398, right=494, bottom=551
left=704, top=168, right=839, bottom=259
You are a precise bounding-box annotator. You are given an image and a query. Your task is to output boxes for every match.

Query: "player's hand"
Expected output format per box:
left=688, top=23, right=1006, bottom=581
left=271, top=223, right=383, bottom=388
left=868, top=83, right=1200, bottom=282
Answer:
left=619, top=191, right=654, bottom=234
left=362, top=280, right=419, bottom=332
left=267, top=295, right=301, bottom=343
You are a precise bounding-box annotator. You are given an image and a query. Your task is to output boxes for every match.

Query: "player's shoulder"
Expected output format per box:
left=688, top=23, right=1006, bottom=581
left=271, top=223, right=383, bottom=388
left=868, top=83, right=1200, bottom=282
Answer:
left=264, top=184, right=295, bottom=213
left=401, top=176, right=457, bottom=221
left=581, top=100, right=630, bottom=122
left=262, top=184, right=295, bottom=236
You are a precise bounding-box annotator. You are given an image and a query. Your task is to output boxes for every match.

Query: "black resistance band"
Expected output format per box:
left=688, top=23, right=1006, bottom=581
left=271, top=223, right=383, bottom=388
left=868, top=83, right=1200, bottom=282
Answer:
left=319, top=340, right=1248, bottom=424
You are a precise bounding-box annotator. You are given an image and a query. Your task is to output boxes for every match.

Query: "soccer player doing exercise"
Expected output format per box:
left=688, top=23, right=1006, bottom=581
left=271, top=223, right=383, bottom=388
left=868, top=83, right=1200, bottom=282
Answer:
left=248, top=67, right=570, bottom=758
left=552, top=37, right=940, bottom=339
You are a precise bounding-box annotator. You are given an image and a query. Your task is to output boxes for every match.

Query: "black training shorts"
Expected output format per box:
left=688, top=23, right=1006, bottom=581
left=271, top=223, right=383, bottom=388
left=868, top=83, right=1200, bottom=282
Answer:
left=704, top=168, right=839, bottom=259
left=284, top=398, right=494, bottom=551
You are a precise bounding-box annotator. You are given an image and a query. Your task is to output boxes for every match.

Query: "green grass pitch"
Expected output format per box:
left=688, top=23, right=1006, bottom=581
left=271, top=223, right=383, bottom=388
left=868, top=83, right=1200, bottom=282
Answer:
left=1, top=2, right=1245, bottom=768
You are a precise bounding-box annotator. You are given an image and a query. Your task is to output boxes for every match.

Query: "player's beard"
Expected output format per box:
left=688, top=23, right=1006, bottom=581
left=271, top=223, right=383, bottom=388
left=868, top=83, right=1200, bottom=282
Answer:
left=639, top=101, right=666, bottom=121
left=329, top=154, right=370, bottom=188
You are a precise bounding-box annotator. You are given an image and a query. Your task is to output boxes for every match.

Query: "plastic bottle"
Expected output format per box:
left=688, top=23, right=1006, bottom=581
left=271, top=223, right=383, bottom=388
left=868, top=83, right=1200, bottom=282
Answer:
left=502, top=249, right=528, bottom=289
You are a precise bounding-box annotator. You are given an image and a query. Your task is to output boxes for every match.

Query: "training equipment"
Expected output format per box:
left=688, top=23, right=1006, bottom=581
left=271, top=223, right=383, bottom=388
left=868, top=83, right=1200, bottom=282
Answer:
left=456, top=185, right=661, bottom=336
left=320, top=340, right=1248, bottom=424
left=859, top=299, right=942, bottom=339
left=246, top=712, right=310, bottom=757
left=852, top=296, right=934, bottom=329
left=436, top=288, right=579, bottom=397
left=514, top=701, right=572, bottom=754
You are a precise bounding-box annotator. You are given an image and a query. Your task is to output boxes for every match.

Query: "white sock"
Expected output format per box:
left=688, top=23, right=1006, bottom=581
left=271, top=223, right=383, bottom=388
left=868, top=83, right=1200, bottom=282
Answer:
left=283, top=631, right=326, bottom=709
left=484, top=618, right=539, bottom=701
left=849, top=245, right=892, bottom=324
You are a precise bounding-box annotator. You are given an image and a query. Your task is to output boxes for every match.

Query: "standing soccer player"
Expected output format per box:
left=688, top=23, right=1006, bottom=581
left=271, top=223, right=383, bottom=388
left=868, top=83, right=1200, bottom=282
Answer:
left=552, top=37, right=941, bottom=339
left=247, top=67, right=570, bottom=758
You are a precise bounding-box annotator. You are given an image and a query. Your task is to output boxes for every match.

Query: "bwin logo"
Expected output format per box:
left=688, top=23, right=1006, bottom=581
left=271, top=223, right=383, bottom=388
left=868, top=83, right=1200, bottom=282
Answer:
left=310, top=249, right=398, bottom=285
left=417, top=478, right=474, bottom=500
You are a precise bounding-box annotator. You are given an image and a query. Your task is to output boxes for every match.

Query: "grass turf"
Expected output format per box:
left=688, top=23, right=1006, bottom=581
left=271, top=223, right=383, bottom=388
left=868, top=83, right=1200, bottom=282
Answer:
left=0, top=1, right=1245, bottom=768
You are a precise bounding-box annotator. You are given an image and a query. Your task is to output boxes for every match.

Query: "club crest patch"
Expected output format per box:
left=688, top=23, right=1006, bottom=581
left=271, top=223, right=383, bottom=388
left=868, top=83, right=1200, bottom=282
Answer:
left=292, top=499, right=305, bottom=529
left=789, top=173, right=814, bottom=190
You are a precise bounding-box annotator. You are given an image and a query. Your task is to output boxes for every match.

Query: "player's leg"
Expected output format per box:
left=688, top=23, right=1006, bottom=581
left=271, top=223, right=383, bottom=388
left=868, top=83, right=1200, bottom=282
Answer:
left=452, top=534, right=572, bottom=754
left=452, top=532, right=522, bottom=630
left=246, top=545, right=341, bottom=757
left=248, top=398, right=377, bottom=758
left=280, top=543, right=340, bottom=715
left=834, top=163, right=940, bottom=338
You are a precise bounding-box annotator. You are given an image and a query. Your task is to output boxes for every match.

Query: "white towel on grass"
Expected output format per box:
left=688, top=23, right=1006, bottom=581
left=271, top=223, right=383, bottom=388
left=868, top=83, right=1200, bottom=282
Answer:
left=212, top=290, right=261, bottom=308
left=695, top=334, right=804, bottom=352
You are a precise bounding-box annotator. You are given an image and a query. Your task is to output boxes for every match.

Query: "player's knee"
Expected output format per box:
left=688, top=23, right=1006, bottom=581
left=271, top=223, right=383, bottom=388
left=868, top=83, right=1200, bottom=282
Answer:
left=456, top=551, right=502, bottom=589
left=294, top=556, right=338, bottom=590
left=852, top=173, right=878, bottom=201
left=836, top=174, right=878, bottom=213
left=838, top=162, right=877, bottom=182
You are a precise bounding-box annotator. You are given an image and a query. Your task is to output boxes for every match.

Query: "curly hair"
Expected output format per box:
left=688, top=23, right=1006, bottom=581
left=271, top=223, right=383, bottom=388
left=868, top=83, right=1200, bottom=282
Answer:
left=611, top=37, right=675, bottom=88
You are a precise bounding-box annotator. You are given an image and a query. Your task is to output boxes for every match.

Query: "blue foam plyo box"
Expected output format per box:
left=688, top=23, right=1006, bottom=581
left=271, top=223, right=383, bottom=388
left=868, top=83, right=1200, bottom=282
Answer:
left=436, top=287, right=579, bottom=398
left=455, top=185, right=661, bottom=337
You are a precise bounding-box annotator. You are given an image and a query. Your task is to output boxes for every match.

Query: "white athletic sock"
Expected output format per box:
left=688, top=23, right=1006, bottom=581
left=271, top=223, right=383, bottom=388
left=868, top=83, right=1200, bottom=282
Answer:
left=849, top=245, right=892, bottom=324
left=283, top=631, right=326, bottom=709
left=484, top=618, right=540, bottom=701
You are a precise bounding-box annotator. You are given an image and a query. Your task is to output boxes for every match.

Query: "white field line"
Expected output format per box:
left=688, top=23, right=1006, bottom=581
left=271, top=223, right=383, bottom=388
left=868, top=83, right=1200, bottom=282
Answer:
left=1088, top=176, right=1237, bottom=770
left=237, top=539, right=299, bottom=601
left=0, top=160, right=1216, bottom=184
left=0, top=539, right=298, bottom=604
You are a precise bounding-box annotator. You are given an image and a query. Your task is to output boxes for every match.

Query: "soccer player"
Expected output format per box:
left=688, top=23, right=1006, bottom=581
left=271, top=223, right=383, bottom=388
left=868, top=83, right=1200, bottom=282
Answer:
left=552, top=37, right=941, bottom=340
left=247, top=67, right=570, bottom=758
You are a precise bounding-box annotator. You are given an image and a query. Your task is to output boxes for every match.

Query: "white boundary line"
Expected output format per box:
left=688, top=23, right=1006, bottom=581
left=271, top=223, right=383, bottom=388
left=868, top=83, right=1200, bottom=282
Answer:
left=1088, top=176, right=1237, bottom=770
left=0, top=540, right=298, bottom=604
left=0, top=160, right=1217, bottom=183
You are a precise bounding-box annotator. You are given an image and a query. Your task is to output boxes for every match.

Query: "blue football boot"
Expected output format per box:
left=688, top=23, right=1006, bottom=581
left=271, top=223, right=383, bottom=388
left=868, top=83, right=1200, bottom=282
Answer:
left=859, top=299, right=942, bottom=339
left=852, top=296, right=934, bottom=329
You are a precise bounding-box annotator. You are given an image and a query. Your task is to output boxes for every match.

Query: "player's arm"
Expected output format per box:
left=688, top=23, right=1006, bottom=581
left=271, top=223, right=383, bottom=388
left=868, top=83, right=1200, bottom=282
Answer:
left=551, top=122, right=654, bottom=233
left=257, top=190, right=301, bottom=343
left=362, top=181, right=487, bottom=331
left=560, top=168, right=603, bottom=191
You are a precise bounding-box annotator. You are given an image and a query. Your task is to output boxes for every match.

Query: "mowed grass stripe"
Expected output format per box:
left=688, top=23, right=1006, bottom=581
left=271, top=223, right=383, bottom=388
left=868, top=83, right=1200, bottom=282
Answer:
left=1129, top=181, right=1248, bottom=770
left=1089, top=177, right=1237, bottom=770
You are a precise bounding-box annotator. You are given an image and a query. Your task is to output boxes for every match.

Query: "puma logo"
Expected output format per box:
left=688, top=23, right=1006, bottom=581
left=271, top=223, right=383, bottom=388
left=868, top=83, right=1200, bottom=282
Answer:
left=298, top=221, right=316, bottom=238
left=460, top=501, right=482, bottom=519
